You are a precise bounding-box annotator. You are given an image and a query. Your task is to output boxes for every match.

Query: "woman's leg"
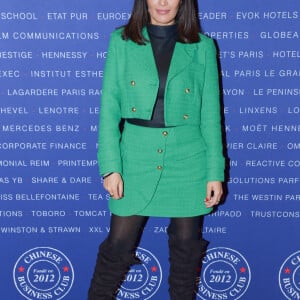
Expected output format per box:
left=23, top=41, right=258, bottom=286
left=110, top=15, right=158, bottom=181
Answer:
left=167, top=216, right=208, bottom=300
left=88, top=214, right=147, bottom=300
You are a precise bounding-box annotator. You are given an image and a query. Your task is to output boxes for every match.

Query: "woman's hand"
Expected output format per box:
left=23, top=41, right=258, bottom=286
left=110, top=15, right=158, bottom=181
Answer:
left=103, top=173, right=124, bottom=200
left=204, top=181, right=223, bottom=208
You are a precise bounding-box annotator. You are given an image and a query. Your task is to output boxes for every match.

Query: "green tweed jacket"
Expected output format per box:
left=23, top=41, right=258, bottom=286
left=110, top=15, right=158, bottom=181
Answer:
left=98, top=28, right=225, bottom=182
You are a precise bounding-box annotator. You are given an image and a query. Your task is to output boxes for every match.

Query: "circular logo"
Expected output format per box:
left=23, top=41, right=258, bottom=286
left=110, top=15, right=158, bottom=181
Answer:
left=13, top=247, right=74, bottom=300
left=197, top=247, right=251, bottom=300
left=116, top=247, right=163, bottom=300
left=279, top=250, right=300, bottom=300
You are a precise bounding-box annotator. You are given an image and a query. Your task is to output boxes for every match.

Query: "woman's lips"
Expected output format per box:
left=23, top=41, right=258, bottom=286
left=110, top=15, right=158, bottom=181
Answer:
left=156, top=9, right=170, bottom=15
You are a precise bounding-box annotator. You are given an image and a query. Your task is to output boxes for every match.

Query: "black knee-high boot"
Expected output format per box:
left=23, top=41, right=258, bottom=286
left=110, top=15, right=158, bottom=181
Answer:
left=168, top=237, right=209, bottom=300
left=88, top=239, right=140, bottom=300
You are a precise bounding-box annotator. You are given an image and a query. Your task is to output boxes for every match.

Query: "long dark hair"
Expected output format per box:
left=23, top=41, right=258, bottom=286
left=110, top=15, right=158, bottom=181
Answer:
left=122, top=0, right=201, bottom=45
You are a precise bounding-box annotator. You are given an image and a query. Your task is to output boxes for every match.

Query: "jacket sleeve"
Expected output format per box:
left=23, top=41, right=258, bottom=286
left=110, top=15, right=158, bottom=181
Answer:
left=200, top=38, right=225, bottom=181
left=97, top=32, right=122, bottom=176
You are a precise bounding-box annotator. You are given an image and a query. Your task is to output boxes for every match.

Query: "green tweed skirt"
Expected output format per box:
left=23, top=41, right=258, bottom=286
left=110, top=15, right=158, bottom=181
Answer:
left=108, top=121, right=213, bottom=217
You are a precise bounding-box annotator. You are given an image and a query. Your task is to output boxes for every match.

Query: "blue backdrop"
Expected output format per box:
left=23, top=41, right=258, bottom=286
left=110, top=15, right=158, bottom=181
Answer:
left=0, top=1, right=299, bottom=299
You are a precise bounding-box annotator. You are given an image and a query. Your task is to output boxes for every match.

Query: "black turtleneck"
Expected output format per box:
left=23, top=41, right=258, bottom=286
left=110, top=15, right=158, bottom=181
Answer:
left=127, top=24, right=178, bottom=128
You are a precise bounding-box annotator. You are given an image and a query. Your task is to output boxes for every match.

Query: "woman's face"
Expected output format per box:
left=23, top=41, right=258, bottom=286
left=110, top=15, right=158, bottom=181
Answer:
left=147, top=0, right=181, bottom=26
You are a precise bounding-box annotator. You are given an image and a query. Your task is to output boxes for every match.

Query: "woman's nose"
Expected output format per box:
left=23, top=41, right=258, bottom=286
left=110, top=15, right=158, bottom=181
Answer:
left=158, top=0, right=168, bottom=6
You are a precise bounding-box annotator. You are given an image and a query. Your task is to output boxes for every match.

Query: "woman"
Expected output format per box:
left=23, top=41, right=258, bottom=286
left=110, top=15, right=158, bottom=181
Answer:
left=88, top=0, right=225, bottom=299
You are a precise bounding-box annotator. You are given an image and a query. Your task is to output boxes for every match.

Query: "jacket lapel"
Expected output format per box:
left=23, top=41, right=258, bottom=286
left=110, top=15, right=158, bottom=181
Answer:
left=126, top=28, right=198, bottom=83
left=126, top=29, right=159, bottom=84
left=167, top=42, right=198, bottom=81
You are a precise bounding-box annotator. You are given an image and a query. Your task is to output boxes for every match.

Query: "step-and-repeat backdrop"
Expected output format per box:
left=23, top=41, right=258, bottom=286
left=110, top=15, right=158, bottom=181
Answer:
left=0, top=0, right=299, bottom=299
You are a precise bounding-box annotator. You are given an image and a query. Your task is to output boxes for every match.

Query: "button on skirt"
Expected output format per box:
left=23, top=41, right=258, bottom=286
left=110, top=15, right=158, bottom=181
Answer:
left=108, top=121, right=212, bottom=217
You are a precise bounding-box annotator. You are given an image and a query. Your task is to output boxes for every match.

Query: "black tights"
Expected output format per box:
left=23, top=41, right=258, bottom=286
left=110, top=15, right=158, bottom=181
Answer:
left=107, top=214, right=204, bottom=252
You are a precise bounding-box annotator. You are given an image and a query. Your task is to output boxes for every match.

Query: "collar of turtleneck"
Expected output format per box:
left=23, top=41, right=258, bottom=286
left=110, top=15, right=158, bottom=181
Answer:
left=147, top=23, right=178, bottom=39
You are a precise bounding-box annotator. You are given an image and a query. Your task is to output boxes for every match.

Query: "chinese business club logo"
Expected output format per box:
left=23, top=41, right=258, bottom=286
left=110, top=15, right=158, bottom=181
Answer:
left=197, top=247, right=251, bottom=300
left=13, top=247, right=74, bottom=300
left=279, top=250, right=300, bottom=300
left=117, top=247, right=162, bottom=300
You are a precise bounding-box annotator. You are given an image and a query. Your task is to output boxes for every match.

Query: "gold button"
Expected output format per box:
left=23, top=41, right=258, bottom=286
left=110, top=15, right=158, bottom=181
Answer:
left=185, top=88, right=190, bottom=94
left=131, top=107, right=137, bottom=112
left=157, top=149, right=163, bottom=154
left=130, top=80, right=136, bottom=86
left=162, top=131, right=168, bottom=136
left=157, top=165, right=163, bottom=170
left=183, top=114, right=189, bottom=120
